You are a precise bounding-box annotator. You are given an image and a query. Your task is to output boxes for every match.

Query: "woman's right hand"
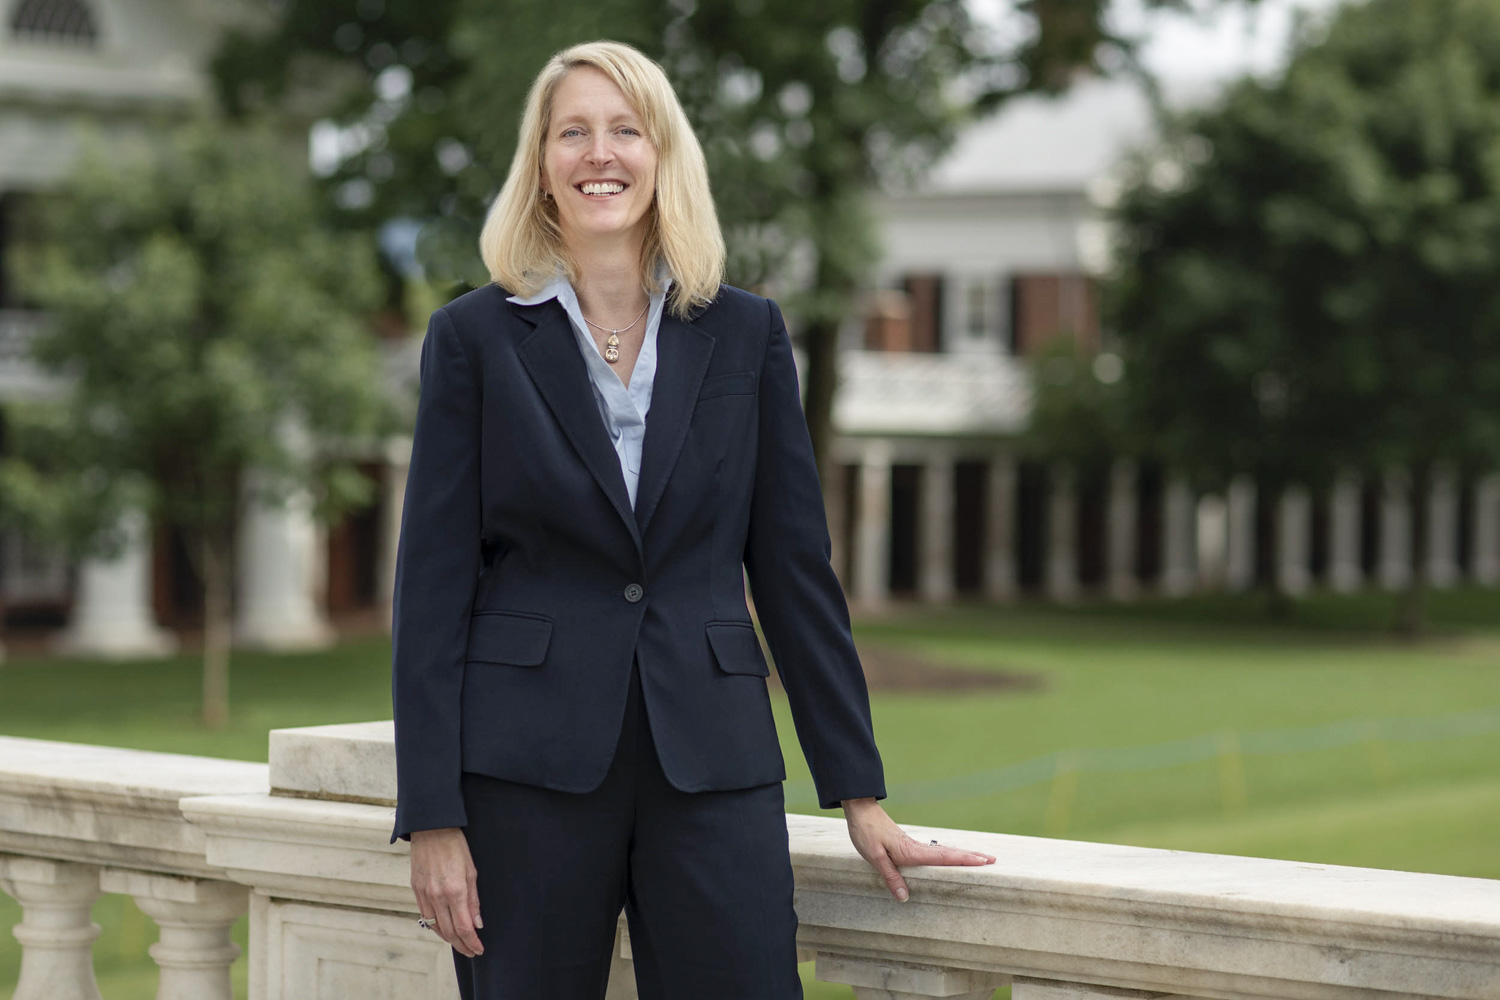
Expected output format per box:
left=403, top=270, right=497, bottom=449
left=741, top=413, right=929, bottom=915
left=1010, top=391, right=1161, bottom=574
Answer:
left=410, top=827, right=484, bottom=957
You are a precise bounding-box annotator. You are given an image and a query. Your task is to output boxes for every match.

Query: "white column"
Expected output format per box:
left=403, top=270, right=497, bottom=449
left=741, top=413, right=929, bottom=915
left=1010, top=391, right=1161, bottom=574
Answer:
left=1426, top=464, right=1460, bottom=588
left=853, top=440, right=892, bottom=607
left=1195, top=493, right=1227, bottom=589
left=0, top=856, right=103, bottom=1000
left=1327, top=471, right=1363, bottom=593
left=983, top=452, right=1017, bottom=602
left=1224, top=474, right=1256, bottom=592
left=1105, top=458, right=1138, bottom=600
left=1472, top=473, right=1500, bottom=586
left=1379, top=468, right=1412, bottom=591
left=101, top=871, right=247, bottom=1000
left=53, top=506, right=177, bottom=659
left=234, top=464, right=335, bottom=650
left=1045, top=463, right=1079, bottom=602
left=1276, top=484, right=1312, bottom=596
left=816, top=954, right=1008, bottom=1000
left=378, top=436, right=412, bottom=629
left=918, top=450, right=955, bottom=603
left=1161, top=472, right=1197, bottom=596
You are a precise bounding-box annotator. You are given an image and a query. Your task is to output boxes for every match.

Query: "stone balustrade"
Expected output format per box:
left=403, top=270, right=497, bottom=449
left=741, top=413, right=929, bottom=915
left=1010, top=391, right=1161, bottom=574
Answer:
left=4, top=725, right=1500, bottom=1000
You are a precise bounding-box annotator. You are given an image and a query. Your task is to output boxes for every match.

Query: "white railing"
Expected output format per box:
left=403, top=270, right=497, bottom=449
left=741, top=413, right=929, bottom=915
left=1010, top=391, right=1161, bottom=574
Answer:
left=3, top=725, right=1500, bottom=1000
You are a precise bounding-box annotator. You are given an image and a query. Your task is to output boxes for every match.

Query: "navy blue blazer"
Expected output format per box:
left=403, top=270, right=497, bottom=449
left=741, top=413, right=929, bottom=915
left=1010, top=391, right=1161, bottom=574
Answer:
left=390, top=281, right=886, bottom=844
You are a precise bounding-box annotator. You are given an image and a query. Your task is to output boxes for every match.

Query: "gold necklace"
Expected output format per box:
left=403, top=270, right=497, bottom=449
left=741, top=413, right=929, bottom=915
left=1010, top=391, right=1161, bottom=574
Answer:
left=582, top=302, right=649, bottom=364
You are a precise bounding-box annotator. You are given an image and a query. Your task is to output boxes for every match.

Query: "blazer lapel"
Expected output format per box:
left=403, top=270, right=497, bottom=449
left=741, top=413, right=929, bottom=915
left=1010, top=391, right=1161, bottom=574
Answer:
left=634, top=311, right=714, bottom=537
left=514, top=301, right=643, bottom=554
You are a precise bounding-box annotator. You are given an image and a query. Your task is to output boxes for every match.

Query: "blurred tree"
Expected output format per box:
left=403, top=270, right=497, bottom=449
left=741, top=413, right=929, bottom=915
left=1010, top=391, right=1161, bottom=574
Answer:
left=1111, top=0, right=1500, bottom=630
left=6, top=115, right=395, bottom=724
left=211, top=0, right=1248, bottom=487
left=1023, top=337, right=1136, bottom=471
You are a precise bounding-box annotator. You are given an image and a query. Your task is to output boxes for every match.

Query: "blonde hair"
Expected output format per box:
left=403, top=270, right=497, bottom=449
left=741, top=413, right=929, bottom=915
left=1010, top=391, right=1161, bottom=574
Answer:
left=479, top=40, right=724, bottom=318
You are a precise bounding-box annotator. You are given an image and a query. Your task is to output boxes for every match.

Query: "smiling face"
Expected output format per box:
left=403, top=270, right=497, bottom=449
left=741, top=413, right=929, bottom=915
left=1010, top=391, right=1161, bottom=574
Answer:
left=540, top=66, right=659, bottom=252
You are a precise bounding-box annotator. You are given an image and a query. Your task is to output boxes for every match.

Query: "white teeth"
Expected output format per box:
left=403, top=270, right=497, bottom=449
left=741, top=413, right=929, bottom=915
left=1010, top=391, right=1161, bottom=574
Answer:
left=580, top=182, right=625, bottom=195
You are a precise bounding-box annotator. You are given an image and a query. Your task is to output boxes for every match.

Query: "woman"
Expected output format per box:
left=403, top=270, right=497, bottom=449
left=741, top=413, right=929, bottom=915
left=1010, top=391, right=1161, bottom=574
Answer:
left=390, top=39, right=995, bottom=999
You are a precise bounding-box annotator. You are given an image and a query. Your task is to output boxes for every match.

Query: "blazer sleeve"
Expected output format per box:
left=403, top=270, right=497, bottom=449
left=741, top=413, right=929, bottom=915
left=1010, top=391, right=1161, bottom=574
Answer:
left=389, top=306, right=483, bottom=844
left=743, top=297, right=887, bottom=810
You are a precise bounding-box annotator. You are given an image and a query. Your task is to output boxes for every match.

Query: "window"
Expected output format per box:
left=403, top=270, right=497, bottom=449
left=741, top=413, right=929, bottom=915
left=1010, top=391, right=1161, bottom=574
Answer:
left=10, top=0, right=99, bottom=44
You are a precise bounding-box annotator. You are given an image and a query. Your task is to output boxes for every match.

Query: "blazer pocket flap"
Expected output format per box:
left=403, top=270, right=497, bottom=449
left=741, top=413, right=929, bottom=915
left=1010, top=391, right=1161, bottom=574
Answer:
left=466, top=612, right=553, bottom=666
left=697, top=370, right=757, bottom=400
left=705, top=622, right=770, bottom=676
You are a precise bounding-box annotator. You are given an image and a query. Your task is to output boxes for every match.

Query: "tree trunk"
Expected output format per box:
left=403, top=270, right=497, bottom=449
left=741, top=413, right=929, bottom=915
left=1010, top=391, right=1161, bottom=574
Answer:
left=1397, top=465, right=1430, bottom=638
left=801, top=313, right=841, bottom=493
left=200, top=531, right=233, bottom=728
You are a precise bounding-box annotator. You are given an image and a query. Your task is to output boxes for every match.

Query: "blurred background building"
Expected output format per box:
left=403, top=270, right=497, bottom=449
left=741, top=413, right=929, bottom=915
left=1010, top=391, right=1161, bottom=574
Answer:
left=0, top=0, right=1487, bottom=657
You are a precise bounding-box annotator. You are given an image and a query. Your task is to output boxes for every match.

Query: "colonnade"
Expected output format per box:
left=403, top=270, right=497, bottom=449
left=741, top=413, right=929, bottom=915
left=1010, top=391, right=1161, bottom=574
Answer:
left=831, top=439, right=1500, bottom=605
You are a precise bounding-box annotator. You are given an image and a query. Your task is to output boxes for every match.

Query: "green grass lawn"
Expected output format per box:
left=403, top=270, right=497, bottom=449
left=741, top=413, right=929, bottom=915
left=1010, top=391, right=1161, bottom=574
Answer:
left=4, top=587, right=1500, bottom=1000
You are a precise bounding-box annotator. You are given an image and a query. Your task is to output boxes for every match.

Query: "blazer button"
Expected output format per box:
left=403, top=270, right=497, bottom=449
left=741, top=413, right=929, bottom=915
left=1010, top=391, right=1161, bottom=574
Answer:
left=623, top=583, right=644, bottom=603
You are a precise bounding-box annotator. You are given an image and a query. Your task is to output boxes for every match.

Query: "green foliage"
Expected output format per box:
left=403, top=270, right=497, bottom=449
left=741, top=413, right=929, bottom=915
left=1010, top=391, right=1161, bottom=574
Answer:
left=1021, top=337, right=1135, bottom=469
left=1112, top=0, right=1500, bottom=489
left=5, top=114, right=396, bottom=557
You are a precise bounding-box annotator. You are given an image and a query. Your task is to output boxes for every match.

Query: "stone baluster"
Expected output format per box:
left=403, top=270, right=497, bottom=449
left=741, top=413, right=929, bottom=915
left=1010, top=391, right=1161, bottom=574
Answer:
left=605, top=921, right=638, bottom=999
left=815, top=954, right=1009, bottom=999
left=0, top=855, right=104, bottom=1000
left=101, top=870, right=248, bottom=1000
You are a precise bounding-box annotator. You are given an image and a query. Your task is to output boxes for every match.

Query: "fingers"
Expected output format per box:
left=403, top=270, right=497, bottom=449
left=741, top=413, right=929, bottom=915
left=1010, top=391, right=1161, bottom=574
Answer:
left=891, top=837, right=995, bottom=868
left=411, top=841, right=485, bottom=958
left=872, top=846, right=911, bottom=902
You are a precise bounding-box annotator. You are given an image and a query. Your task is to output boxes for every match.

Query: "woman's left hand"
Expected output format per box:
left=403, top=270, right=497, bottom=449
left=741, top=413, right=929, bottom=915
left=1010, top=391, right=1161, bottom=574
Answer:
left=842, top=797, right=995, bottom=902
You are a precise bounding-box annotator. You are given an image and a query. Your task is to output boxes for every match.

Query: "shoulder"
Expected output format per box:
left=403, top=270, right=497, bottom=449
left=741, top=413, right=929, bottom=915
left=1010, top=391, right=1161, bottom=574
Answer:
left=436, top=283, right=515, bottom=330
left=690, top=282, right=782, bottom=335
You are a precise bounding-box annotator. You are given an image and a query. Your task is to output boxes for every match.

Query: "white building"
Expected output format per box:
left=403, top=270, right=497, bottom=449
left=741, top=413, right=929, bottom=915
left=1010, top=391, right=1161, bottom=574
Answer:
left=0, top=3, right=1492, bottom=659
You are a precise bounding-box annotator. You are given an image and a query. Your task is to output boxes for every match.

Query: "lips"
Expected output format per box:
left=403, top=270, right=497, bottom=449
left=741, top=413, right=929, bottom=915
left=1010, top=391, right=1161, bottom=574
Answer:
left=577, top=180, right=628, bottom=196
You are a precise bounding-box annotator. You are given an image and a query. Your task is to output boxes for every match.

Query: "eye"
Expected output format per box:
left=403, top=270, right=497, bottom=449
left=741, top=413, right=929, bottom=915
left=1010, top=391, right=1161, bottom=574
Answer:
left=618, top=126, right=641, bottom=136
left=560, top=127, right=583, bottom=138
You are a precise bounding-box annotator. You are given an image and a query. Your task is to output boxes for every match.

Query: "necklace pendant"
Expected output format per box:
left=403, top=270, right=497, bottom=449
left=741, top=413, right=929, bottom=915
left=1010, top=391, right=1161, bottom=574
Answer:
left=605, top=332, right=620, bottom=364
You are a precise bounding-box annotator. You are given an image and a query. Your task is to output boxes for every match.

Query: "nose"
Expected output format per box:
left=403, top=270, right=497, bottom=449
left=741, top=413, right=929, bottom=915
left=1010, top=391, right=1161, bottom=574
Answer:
left=585, top=133, right=614, bottom=165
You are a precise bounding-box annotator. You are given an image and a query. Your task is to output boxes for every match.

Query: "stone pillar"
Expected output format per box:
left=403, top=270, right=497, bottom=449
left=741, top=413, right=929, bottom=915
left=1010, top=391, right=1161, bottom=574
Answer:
left=853, top=440, right=892, bottom=607
left=1161, top=472, right=1197, bottom=596
left=53, top=506, right=177, bottom=659
left=1426, top=464, right=1460, bottom=588
left=1472, top=473, right=1500, bottom=586
left=0, top=855, right=103, bottom=1000
left=1105, top=458, right=1138, bottom=600
left=1327, top=471, right=1363, bottom=593
left=983, top=452, right=1018, bottom=602
left=234, top=464, right=335, bottom=650
left=1224, top=474, right=1256, bottom=592
left=101, top=871, right=247, bottom=1000
left=816, top=954, right=1009, bottom=1000
left=1045, top=464, right=1079, bottom=602
left=1379, top=468, right=1412, bottom=591
left=918, top=450, right=955, bottom=603
left=378, top=436, right=412, bottom=629
left=1276, top=484, right=1312, bottom=596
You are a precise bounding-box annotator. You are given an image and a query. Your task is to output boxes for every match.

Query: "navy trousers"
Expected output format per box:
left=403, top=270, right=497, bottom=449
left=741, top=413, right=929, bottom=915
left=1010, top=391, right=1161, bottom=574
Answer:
left=452, top=656, right=804, bottom=999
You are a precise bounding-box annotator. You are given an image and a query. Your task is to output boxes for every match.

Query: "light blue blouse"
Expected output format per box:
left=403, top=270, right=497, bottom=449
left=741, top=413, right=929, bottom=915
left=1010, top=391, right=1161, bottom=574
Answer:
left=506, top=270, right=671, bottom=510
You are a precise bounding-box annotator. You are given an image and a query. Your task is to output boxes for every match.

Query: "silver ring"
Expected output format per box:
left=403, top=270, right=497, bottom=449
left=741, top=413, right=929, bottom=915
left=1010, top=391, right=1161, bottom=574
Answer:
left=929, top=839, right=939, bottom=846
left=417, top=916, right=436, bottom=930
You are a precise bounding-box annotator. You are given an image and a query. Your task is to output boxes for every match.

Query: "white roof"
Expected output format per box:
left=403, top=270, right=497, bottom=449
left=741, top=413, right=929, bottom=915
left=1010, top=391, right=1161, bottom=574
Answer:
left=911, top=75, right=1211, bottom=196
